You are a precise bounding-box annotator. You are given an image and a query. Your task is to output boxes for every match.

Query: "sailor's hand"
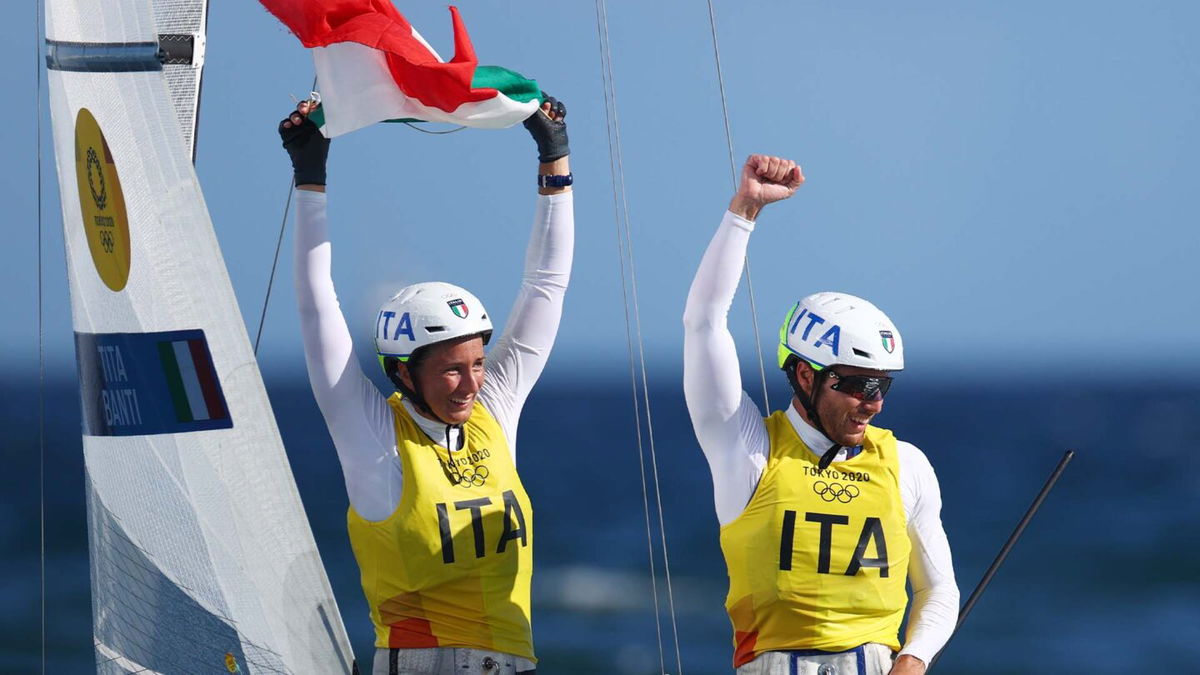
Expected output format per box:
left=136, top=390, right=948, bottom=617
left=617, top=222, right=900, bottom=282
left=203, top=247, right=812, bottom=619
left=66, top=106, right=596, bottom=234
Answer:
left=279, top=100, right=330, bottom=188
left=728, top=154, right=804, bottom=221
left=523, top=92, right=569, bottom=164
left=887, top=654, right=927, bottom=675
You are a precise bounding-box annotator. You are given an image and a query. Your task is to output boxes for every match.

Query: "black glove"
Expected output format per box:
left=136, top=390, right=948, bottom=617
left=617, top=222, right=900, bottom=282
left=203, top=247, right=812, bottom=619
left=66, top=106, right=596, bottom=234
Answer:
left=523, top=92, right=569, bottom=163
left=278, top=109, right=330, bottom=186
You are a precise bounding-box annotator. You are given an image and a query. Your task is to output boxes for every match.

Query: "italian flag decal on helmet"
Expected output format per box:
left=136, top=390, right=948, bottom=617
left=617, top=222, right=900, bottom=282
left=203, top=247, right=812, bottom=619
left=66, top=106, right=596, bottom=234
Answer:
left=448, top=299, right=469, bottom=319
left=880, top=330, right=895, bottom=354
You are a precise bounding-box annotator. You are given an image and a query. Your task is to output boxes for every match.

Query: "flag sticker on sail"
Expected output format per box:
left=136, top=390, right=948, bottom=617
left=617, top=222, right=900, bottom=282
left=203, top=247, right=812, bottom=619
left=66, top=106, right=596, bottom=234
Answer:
left=76, top=330, right=232, bottom=436
left=158, top=337, right=230, bottom=424
left=73, top=108, right=132, bottom=292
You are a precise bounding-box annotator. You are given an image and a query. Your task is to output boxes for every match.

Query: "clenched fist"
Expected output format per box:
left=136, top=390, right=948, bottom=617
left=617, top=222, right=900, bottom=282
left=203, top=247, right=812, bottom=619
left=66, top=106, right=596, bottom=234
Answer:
left=728, top=154, right=804, bottom=221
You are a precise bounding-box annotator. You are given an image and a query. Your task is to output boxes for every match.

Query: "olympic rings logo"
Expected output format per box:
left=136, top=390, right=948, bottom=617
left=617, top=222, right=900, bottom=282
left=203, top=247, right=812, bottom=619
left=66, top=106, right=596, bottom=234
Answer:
left=454, top=465, right=490, bottom=488
left=86, top=147, right=107, bottom=210
left=812, top=481, right=860, bottom=503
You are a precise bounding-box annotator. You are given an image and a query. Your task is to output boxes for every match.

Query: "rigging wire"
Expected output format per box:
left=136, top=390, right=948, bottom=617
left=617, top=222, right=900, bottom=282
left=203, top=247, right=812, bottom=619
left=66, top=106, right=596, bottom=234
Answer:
left=594, top=1, right=683, bottom=672
left=35, top=0, right=46, bottom=670
left=254, top=176, right=295, bottom=355
left=254, top=76, right=317, bottom=355
left=704, top=0, right=772, bottom=413
left=592, top=5, right=664, bottom=671
left=596, top=21, right=663, bottom=675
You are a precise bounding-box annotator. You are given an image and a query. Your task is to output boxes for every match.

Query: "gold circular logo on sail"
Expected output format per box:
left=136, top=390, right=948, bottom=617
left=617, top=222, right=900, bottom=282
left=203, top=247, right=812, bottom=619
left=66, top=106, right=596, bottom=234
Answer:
left=74, top=108, right=131, bottom=291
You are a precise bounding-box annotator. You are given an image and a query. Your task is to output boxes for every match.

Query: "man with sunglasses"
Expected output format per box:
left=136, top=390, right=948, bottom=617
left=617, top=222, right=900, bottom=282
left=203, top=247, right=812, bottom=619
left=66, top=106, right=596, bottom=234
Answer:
left=683, top=155, right=958, bottom=675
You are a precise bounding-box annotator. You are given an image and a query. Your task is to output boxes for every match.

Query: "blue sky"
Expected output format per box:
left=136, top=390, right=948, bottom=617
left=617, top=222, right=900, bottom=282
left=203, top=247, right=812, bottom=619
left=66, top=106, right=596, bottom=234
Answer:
left=4, top=1, right=1198, bottom=384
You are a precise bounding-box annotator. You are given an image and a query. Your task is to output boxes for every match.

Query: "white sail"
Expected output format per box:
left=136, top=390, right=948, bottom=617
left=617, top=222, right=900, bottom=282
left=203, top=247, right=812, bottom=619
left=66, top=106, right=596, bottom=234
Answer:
left=44, top=0, right=356, bottom=672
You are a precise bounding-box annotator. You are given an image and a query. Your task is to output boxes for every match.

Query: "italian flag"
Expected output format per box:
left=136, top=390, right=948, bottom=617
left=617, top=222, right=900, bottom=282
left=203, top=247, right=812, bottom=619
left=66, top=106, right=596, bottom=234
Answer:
left=258, top=1, right=543, bottom=137
left=158, top=338, right=228, bottom=423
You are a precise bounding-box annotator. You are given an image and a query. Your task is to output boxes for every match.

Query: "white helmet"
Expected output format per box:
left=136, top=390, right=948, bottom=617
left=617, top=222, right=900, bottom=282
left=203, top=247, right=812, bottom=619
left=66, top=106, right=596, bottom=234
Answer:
left=374, top=281, right=493, bottom=365
left=777, top=292, right=904, bottom=372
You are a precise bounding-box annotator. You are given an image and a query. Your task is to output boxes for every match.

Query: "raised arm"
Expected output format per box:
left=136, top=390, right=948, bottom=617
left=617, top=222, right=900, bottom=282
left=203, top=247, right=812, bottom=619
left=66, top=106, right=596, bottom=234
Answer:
left=480, top=95, right=574, bottom=452
left=683, top=155, right=804, bottom=525
left=282, top=103, right=400, bottom=522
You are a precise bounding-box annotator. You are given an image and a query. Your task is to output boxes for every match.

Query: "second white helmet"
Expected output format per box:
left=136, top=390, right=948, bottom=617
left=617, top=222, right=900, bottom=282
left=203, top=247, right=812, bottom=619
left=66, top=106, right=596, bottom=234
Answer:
left=777, top=292, right=904, bottom=372
left=374, top=281, right=493, bottom=364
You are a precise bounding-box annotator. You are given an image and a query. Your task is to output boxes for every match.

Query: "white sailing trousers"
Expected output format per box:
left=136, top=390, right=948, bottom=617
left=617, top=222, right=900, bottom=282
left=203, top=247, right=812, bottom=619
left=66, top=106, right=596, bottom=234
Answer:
left=372, top=647, right=536, bottom=675
left=736, top=643, right=895, bottom=675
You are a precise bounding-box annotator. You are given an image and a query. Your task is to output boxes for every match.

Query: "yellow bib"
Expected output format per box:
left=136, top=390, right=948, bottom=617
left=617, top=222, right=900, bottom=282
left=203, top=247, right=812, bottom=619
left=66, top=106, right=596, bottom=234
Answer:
left=347, top=395, right=535, bottom=661
left=719, top=410, right=910, bottom=667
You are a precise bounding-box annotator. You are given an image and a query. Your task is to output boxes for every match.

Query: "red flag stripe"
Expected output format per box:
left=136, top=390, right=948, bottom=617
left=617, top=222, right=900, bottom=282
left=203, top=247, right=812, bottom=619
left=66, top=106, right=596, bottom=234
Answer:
left=187, top=338, right=228, bottom=421
left=258, top=2, right=502, bottom=113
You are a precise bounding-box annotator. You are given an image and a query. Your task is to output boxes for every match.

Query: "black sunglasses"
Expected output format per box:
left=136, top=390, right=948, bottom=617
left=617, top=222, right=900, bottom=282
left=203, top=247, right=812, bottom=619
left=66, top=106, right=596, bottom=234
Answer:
left=825, top=370, right=893, bottom=401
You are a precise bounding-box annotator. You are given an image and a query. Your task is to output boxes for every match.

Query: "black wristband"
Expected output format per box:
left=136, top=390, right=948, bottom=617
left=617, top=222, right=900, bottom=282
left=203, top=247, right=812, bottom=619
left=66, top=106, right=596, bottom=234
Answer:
left=537, top=173, right=573, bottom=188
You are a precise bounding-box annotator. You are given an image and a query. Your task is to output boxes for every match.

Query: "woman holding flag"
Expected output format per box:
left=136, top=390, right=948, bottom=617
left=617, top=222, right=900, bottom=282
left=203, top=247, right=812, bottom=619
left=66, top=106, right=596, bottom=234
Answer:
left=280, top=90, right=570, bottom=673
left=269, top=4, right=573, bottom=671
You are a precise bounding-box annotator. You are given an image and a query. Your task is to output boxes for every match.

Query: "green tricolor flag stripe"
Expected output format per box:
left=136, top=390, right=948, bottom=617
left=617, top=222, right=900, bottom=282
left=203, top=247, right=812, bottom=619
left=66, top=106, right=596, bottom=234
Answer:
left=470, top=66, right=542, bottom=104
left=158, top=338, right=225, bottom=423
left=159, top=340, right=194, bottom=423
left=308, top=105, right=326, bottom=128
left=307, top=66, right=542, bottom=132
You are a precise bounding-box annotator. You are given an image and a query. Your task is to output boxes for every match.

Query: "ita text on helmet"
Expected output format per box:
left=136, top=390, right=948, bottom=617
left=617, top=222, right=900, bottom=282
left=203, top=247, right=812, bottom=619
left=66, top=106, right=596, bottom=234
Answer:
left=777, top=292, right=904, bottom=372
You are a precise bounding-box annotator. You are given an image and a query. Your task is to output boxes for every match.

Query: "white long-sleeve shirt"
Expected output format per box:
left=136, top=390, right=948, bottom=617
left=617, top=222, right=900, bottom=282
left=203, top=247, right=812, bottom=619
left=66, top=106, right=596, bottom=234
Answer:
left=293, top=189, right=573, bottom=522
left=682, top=210, right=959, bottom=664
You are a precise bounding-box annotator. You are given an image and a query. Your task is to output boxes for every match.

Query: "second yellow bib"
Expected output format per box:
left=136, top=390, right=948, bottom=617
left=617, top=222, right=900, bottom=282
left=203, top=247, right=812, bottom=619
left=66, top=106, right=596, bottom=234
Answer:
left=720, top=411, right=910, bottom=667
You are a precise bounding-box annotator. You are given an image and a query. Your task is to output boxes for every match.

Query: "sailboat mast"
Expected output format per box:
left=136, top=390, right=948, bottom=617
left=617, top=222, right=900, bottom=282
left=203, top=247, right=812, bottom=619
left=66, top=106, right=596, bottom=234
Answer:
left=152, top=0, right=209, bottom=161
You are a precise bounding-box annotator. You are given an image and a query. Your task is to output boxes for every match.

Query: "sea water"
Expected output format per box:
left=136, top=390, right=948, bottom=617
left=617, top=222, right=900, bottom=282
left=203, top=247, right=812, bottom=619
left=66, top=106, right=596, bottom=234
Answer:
left=4, top=372, right=1199, bottom=673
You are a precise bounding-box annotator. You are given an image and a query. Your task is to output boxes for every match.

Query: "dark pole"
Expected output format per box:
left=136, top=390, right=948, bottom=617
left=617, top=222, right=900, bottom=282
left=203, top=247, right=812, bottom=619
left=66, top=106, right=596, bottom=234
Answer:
left=928, top=449, right=1075, bottom=671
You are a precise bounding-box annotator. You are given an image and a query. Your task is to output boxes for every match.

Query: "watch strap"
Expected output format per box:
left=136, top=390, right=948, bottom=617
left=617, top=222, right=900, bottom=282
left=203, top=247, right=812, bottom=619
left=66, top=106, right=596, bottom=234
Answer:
left=537, top=173, right=573, bottom=188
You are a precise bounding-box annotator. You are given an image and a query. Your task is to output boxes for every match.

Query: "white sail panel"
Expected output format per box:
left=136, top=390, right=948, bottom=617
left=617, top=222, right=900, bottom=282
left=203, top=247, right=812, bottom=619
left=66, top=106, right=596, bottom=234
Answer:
left=45, top=0, right=355, bottom=672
